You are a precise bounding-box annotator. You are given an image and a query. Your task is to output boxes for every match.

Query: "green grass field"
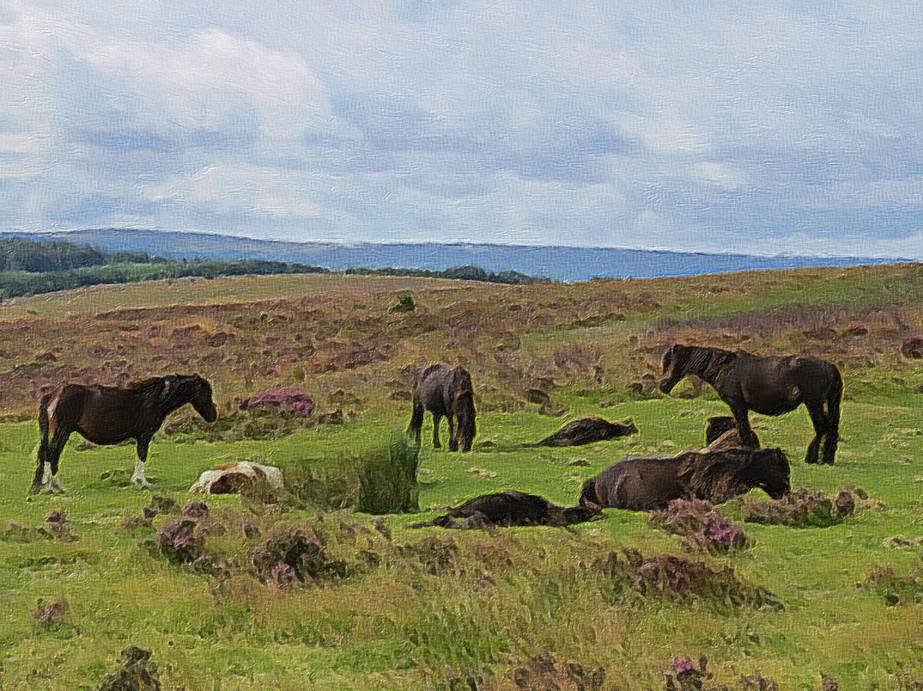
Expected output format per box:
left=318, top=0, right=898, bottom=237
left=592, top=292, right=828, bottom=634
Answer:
left=0, top=267, right=921, bottom=689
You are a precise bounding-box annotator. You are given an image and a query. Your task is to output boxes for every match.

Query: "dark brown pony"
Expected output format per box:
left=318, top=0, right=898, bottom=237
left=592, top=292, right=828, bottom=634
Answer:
left=660, top=344, right=842, bottom=464
left=31, top=374, right=218, bottom=493
left=579, top=447, right=791, bottom=511
left=411, top=490, right=600, bottom=529
left=407, top=364, right=476, bottom=452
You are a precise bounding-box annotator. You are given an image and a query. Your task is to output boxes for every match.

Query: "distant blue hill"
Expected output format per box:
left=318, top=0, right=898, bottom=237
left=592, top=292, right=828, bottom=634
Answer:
left=2, top=229, right=905, bottom=282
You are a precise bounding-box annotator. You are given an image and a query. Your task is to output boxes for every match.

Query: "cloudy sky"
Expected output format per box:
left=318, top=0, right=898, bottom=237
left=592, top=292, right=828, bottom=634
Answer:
left=1, top=1, right=922, bottom=256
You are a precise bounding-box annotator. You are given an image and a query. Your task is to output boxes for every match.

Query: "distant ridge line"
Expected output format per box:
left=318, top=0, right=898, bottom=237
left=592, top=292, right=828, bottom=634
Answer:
left=1, top=228, right=908, bottom=283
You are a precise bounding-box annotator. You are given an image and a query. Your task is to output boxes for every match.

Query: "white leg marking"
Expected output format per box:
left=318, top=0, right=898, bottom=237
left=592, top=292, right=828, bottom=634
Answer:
left=42, top=465, right=52, bottom=486
left=131, top=459, right=151, bottom=488
left=47, top=476, right=65, bottom=494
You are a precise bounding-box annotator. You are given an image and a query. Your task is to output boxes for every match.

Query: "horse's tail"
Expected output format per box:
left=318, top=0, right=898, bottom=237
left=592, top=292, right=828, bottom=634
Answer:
left=31, top=393, right=52, bottom=491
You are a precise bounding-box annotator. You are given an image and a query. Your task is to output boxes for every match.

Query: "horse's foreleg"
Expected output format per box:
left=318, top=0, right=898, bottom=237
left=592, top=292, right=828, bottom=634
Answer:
left=432, top=413, right=442, bottom=449
left=804, top=402, right=826, bottom=465
left=730, top=405, right=758, bottom=449
left=447, top=416, right=458, bottom=452
left=131, top=437, right=152, bottom=489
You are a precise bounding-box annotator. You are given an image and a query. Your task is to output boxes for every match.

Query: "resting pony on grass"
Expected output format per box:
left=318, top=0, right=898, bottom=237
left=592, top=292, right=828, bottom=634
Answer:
left=30, top=374, right=217, bottom=494
left=407, top=364, right=477, bottom=452
left=659, top=344, right=843, bottom=464
left=580, top=447, right=791, bottom=511
left=412, top=490, right=600, bottom=529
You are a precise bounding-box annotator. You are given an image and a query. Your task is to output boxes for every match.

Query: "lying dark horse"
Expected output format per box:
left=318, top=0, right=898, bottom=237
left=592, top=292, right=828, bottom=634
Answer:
left=31, top=374, right=218, bottom=493
left=408, top=364, right=476, bottom=452
left=580, top=447, right=791, bottom=511
left=660, top=344, right=842, bottom=464
left=411, top=490, right=599, bottom=529
left=527, top=417, right=638, bottom=447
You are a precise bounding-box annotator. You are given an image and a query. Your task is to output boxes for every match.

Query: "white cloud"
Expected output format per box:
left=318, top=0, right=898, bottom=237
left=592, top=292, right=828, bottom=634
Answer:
left=146, top=165, right=321, bottom=218
left=80, top=29, right=332, bottom=141
left=691, top=162, right=749, bottom=189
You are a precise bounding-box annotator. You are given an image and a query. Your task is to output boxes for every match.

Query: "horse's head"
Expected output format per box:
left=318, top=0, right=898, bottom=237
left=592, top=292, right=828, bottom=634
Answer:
left=755, top=448, right=791, bottom=499
left=453, top=390, right=477, bottom=452
left=190, top=375, right=218, bottom=423
left=560, top=504, right=602, bottom=526
left=659, top=344, right=688, bottom=394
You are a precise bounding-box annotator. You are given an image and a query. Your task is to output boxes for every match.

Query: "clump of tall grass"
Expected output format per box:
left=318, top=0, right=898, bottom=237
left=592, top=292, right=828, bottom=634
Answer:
left=356, top=432, right=420, bottom=514
left=280, top=431, right=421, bottom=515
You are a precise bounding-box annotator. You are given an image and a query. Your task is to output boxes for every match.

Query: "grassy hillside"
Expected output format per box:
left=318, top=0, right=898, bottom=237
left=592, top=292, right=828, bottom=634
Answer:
left=0, top=264, right=921, bottom=688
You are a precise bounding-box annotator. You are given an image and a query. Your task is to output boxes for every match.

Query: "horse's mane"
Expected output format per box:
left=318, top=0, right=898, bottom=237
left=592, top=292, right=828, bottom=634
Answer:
left=682, top=345, right=738, bottom=379
left=126, top=376, right=174, bottom=393
left=126, top=374, right=197, bottom=397
left=677, top=448, right=773, bottom=503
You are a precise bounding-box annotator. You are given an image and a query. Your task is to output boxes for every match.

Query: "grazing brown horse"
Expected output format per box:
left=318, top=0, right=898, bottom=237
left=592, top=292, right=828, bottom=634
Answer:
left=31, top=374, right=218, bottom=493
left=579, top=447, right=791, bottom=511
left=407, top=364, right=476, bottom=452
left=659, top=344, right=842, bottom=464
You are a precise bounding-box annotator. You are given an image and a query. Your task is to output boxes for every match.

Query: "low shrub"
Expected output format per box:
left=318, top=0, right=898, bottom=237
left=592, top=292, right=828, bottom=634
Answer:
left=860, top=563, right=923, bottom=606
left=158, top=518, right=203, bottom=565
left=740, top=488, right=856, bottom=528
left=98, top=645, right=161, bottom=691
left=249, top=525, right=348, bottom=586
left=664, top=656, right=709, bottom=691
left=651, top=499, right=749, bottom=554
left=595, top=549, right=782, bottom=611
left=33, top=598, right=68, bottom=627
left=42, top=510, right=78, bottom=542
left=509, top=652, right=606, bottom=690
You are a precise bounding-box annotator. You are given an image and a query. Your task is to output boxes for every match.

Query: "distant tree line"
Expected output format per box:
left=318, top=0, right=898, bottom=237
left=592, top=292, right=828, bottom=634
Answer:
left=345, top=264, right=549, bottom=285
left=0, top=237, right=155, bottom=272
left=0, top=236, right=550, bottom=300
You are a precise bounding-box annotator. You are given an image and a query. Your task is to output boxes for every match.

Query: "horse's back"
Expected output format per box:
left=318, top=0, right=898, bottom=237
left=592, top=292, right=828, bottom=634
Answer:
left=592, top=458, right=684, bottom=510
left=740, top=353, right=837, bottom=410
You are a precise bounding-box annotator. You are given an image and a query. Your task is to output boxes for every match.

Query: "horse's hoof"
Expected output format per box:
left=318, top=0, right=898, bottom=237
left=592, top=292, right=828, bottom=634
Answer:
left=132, top=480, right=153, bottom=490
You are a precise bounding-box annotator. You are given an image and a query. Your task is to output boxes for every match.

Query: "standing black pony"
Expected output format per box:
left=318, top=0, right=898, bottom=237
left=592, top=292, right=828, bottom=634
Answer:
left=659, top=344, right=842, bottom=464
left=31, top=374, right=218, bottom=493
left=407, top=364, right=477, bottom=452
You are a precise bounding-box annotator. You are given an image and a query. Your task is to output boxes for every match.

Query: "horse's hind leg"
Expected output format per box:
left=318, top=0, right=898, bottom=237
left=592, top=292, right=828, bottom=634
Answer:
left=447, top=416, right=458, bottom=452
left=432, top=413, right=442, bottom=449
left=804, top=402, right=826, bottom=465
left=30, top=395, right=52, bottom=494
left=131, top=437, right=152, bottom=489
left=45, top=429, right=71, bottom=493
left=822, top=376, right=842, bottom=464
left=30, top=435, right=49, bottom=494
left=407, top=398, right=424, bottom=447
